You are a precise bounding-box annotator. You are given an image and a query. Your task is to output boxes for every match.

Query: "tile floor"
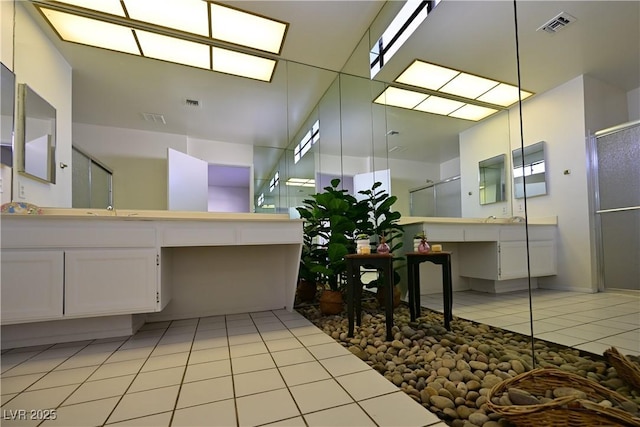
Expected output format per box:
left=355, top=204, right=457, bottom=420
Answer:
left=1, top=310, right=447, bottom=427
left=420, top=289, right=640, bottom=357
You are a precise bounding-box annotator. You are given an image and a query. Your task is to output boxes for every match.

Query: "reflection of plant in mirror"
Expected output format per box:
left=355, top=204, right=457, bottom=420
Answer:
left=296, top=178, right=370, bottom=292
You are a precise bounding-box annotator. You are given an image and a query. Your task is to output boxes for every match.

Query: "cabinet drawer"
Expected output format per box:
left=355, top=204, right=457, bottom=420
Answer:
left=1, top=251, right=64, bottom=324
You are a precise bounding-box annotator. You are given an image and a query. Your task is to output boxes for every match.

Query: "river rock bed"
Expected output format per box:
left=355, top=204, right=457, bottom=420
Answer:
left=296, top=299, right=640, bottom=427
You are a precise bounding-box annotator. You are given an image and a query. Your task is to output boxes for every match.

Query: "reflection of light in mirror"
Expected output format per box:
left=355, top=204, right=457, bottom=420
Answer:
left=449, top=104, right=497, bottom=121
left=415, top=95, right=464, bottom=115
left=269, top=171, right=279, bottom=192
left=374, top=87, right=426, bottom=109
left=257, top=193, right=264, bottom=206
left=294, top=120, right=319, bottom=164
left=513, top=161, right=545, bottom=178
left=125, top=0, right=209, bottom=36
left=53, top=0, right=126, bottom=17
left=440, top=73, right=497, bottom=99
left=285, top=178, right=315, bottom=187
left=396, top=61, right=458, bottom=90
left=137, top=31, right=210, bottom=69
left=478, top=83, right=532, bottom=107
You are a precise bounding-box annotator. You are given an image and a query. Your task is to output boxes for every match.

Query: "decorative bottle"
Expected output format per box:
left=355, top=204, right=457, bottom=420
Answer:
left=418, top=237, right=430, bottom=253
left=377, top=235, right=390, bottom=254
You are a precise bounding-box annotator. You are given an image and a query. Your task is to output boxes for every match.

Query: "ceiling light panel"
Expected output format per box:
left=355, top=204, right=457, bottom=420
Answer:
left=440, top=73, right=498, bottom=99
left=210, top=3, right=287, bottom=54
left=39, top=8, right=139, bottom=54
left=123, top=0, right=209, bottom=37
left=52, top=0, right=125, bottom=16
left=414, top=95, right=465, bottom=115
left=477, top=83, right=532, bottom=107
left=211, top=47, right=276, bottom=82
left=396, top=60, right=458, bottom=90
left=136, top=30, right=210, bottom=69
left=374, top=87, right=427, bottom=109
left=449, top=104, right=498, bottom=121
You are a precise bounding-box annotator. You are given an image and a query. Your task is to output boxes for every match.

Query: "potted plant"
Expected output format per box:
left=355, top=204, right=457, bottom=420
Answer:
left=357, top=182, right=404, bottom=308
left=296, top=179, right=370, bottom=314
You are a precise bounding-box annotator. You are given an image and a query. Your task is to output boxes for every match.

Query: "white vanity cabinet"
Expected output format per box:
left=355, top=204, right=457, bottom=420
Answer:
left=64, top=249, right=158, bottom=317
left=1, top=250, right=64, bottom=323
left=1, top=216, right=161, bottom=325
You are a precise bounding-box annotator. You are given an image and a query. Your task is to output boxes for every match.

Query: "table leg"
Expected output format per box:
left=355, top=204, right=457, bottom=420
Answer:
left=347, top=261, right=355, bottom=337
left=384, top=261, right=393, bottom=341
left=355, top=274, right=363, bottom=327
left=407, top=262, right=416, bottom=321
left=442, top=256, right=453, bottom=330
left=412, top=262, right=422, bottom=321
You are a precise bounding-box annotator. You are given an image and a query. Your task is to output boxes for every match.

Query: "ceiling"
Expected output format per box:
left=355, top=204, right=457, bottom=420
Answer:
left=20, top=1, right=640, bottom=187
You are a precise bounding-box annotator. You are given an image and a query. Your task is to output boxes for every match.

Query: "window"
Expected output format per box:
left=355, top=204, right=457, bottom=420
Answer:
left=294, top=120, right=320, bottom=164
left=269, top=171, right=279, bottom=192
left=370, top=0, right=441, bottom=78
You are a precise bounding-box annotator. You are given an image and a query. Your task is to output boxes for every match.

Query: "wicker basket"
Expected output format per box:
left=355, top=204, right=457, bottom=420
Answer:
left=604, top=347, right=640, bottom=390
left=487, top=367, right=640, bottom=427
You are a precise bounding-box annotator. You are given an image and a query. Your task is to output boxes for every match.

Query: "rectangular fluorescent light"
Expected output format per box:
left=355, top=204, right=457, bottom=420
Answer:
left=286, top=178, right=316, bottom=187
left=210, top=3, right=287, bottom=54
left=396, top=61, right=458, bottom=90
left=212, top=47, right=276, bottom=82
left=374, top=87, right=427, bottom=109
left=395, top=60, right=534, bottom=108
left=39, top=8, right=140, bottom=54
left=35, top=1, right=286, bottom=83
left=439, top=73, right=498, bottom=99
left=414, top=95, right=465, bottom=115
left=137, top=30, right=210, bottom=69
left=448, top=104, right=498, bottom=121
left=477, top=83, right=532, bottom=107
left=123, top=0, right=209, bottom=37
left=53, top=0, right=125, bottom=16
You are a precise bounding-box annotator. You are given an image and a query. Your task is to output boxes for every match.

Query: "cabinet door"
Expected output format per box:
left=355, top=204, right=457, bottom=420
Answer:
left=65, top=249, right=157, bottom=317
left=1, top=251, right=64, bottom=324
left=498, top=240, right=557, bottom=279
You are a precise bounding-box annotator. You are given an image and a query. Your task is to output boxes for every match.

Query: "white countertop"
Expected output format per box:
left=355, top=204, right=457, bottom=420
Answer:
left=399, top=216, right=557, bottom=225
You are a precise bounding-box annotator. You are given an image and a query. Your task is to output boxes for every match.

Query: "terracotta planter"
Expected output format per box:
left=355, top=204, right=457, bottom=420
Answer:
left=319, top=290, right=343, bottom=315
left=296, top=280, right=317, bottom=303
left=376, top=285, right=401, bottom=309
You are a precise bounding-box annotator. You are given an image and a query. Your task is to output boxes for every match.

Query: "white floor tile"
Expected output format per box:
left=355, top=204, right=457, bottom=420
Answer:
left=270, top=348, right=315, bottom=368
left=176, top=376, right=234, bottom=409
left=296, top=333, right=336, bottom=347
left=128, top=366, right=185, bottom=393
left=319, top=354, right=371, bottom=377
left=231, top=353, right=277, bottom=374
left=171, top=399, right=236, bottom=427
left=289, top=378, right=353, bottom=413
left=89, top=358, right=146, bottom=381
left=260, top=329, right=295, bottom=341
left=229, top=341, right=268, bottom=358
left=278, top=361, right=331, bottom=387
left=233, top=368, right=286, bottom=397
left=140, top=352, right=189, bottom=372
left=265, top=337, right=304, bottom=352
left=107, top=385, right=180, bottom=423
left=236, top=388, right=300, bottom=427
left=63, top=374, right=135, bottom=406
left=359, top=391, right=441, bottom=426
left=184, top=359, right=231, bottom=382
left=107, top=412, right=172, bottom=426
left=262, top=416, right=306, bottom=426
left=305, top=342, right=351, bottom=360
left=228, top=332, right=263, bottom=346
left=27, top=366, right=96, bottom=391
left=188, top=347, right=229, bottom=365
left=304, top=403, right=376, bottom=427
left=335, top=369, right=399, bottom=401
left=40, top=396, right=119, bottom=427
left=1, top=372, right=46, bottom=395
left=2, top=385, right=77, bottom=414
left=105, top=347, right=154, bottom=364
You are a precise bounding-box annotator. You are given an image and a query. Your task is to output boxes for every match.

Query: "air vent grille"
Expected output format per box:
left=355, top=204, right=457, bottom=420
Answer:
left=537, top=12, right=577, bottom=34
left=141, top=112, right=166, bottom=124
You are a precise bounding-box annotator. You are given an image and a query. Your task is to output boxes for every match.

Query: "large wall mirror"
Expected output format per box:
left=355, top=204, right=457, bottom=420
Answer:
left=478, top=154, right=506, bottom=205
left=512, top=141, right=547, bottom=199
left=17, top=83, right=56, bottom=183
left=1, top=62, right=14, bottom=167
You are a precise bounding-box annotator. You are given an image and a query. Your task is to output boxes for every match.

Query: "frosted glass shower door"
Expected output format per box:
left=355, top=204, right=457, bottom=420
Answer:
left=594, top=121, right=640, bottom=291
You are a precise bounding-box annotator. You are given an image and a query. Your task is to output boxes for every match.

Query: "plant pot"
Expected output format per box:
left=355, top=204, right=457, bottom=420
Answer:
left=296, top=279, right=317, bottom=303
left=319, top=290, right=343, bottom=315
left=376, top=285, right=401, bottom=309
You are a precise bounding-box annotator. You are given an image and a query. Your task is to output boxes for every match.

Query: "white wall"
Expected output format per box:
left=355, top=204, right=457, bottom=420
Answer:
left=13, top=3, right=72, bottom=208
left=627, top=87, right=640, bottom=121
left=459, top=110, right=511, bottom=219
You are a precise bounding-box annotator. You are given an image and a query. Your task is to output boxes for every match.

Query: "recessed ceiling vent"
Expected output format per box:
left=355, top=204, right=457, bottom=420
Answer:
left=185, top=98, right=201, bottom=107
left=142, top=112, right=166, bottom=124
left=537, top=12, right=577, bottom=34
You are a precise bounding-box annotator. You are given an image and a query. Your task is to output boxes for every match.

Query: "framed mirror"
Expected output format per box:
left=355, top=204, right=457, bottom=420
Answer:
left=17, top=83, right=56, bottom=183
left=512, top=141, right=547, bottom=199
left=478, top=154, right=506, bottom=205
left=1, top=62, right=15, bottom=167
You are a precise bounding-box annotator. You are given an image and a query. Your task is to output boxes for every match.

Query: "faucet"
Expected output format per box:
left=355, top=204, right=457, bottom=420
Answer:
left=484, top=215, right=497, bottom=223
left=510, top=216, right=525, bottom=223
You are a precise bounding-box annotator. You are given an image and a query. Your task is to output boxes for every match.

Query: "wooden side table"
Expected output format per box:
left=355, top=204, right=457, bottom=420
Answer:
left=345, top=253, right=394, bottom=341
left=406, top=251, right=453, bottom=330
